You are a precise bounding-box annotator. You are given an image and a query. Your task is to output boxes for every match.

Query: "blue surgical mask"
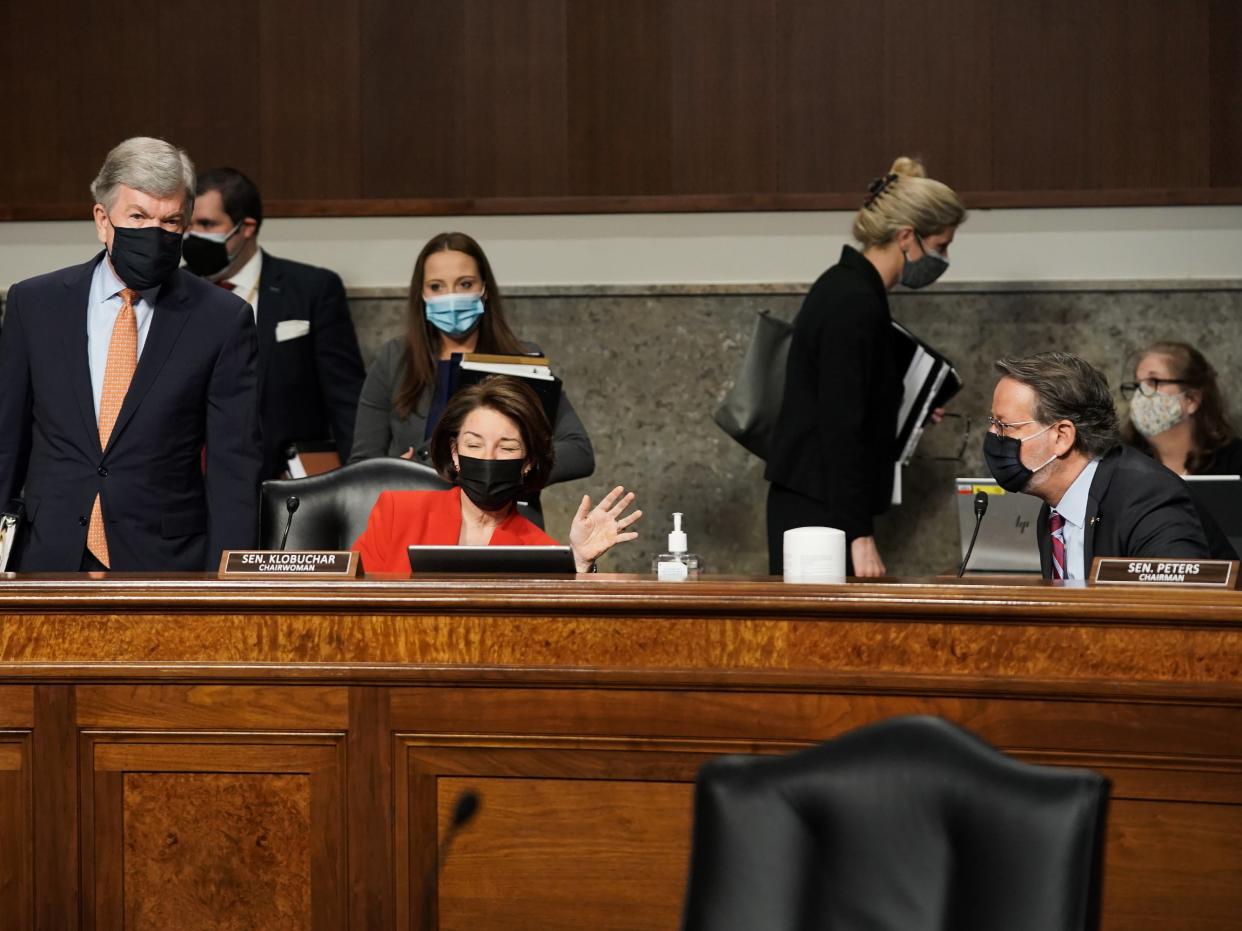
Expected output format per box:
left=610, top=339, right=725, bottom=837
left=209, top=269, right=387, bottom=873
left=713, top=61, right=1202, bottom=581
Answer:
left=424, top=293, right=485, bottom=338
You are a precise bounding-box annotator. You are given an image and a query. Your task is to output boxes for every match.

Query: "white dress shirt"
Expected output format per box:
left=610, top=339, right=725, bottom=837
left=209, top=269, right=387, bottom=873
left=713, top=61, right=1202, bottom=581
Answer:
left=1051, top=458, right=1100, bottom=579
left=223, top=248, right=263, bottom=321
left=87, top=258, right=158, bottom=420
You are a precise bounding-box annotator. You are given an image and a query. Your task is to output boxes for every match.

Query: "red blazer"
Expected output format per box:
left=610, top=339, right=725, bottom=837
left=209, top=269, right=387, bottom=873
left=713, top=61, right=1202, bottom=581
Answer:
left=352, top=487, right=556, bottom=574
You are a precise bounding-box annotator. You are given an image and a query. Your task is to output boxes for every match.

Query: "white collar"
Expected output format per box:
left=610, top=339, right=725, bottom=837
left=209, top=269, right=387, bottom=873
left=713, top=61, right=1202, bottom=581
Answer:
left=99, top=254, right=161, bottom=307
left=223, top=247, right=263, bottom=295
left=1053, top=458, right=1100, bottom=529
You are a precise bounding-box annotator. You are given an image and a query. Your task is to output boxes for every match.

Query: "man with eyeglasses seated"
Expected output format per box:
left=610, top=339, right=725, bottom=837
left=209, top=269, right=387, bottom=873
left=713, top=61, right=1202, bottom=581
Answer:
left=985, top=351, right=1207, bottom=581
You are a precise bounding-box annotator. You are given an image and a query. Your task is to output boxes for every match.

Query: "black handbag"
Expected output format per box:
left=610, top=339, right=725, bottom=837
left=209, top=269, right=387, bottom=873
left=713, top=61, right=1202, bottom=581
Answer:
left=712, top=309, right=793, bottom=460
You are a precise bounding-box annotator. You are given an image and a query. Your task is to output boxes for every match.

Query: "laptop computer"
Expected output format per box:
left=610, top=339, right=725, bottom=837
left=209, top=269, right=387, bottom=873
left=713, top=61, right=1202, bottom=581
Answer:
left=955, top=478, right=1043, bottom=573
left=1181, top=475, right=1242, bottom=559
left=408, top=544, right=577, bottom=574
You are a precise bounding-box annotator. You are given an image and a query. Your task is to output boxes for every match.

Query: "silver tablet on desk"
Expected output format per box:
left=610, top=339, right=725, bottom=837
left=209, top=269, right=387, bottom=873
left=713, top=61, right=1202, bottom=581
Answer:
left=955, top=477, right=1043, bottom=573
left=407, top=545, right=577, bottom=574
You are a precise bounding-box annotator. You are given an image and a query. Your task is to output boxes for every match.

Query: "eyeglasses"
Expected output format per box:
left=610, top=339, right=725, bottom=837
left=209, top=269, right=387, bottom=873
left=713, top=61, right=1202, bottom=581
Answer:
left=986, top=416, right=1045, bottom=438
left=1119, top=378, right=1186, bottom=399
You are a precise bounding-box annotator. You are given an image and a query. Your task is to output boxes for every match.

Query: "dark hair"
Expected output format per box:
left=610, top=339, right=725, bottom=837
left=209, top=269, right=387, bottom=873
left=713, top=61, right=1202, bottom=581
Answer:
left=195, top=167, right=263, bottom=231
left=429, top=377, right=554, bottom=494
left=394, top=232, right=524, bottom=419
left=994, top=352, right=1120, bottom=457
left=1121, top=341, right=1236, bottom=473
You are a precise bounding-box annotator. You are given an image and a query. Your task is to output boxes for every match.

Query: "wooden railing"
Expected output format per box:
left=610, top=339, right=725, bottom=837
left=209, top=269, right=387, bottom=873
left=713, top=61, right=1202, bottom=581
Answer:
left=1, top=573, right=1239, bottom=929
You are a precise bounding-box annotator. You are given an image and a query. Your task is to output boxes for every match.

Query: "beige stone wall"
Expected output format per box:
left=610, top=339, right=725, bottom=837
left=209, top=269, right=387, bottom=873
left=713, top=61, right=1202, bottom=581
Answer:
left=5, top=283, right=1239, bottom=576
left=349, top=284, right=1242, bottom=576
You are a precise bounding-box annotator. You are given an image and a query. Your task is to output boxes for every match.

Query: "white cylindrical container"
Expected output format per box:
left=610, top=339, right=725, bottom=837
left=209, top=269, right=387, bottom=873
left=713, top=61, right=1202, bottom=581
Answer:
left=783, top=526, right=846, bottom=584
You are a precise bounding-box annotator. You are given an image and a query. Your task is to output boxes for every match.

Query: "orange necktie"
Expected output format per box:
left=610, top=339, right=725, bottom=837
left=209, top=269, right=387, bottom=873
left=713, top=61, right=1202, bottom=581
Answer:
left=86, top=288, right=140, bottom=568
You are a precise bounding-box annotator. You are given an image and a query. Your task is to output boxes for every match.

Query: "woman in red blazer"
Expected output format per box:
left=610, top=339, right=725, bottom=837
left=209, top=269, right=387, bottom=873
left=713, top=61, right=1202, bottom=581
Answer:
left=354, top=377, right=640, bottom=574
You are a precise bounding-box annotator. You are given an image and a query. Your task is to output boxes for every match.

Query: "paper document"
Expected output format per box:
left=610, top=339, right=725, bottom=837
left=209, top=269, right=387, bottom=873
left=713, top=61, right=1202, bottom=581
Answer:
left=0, top=511, right=19, bottom=572
left=891, top=321, right=961, bottom=467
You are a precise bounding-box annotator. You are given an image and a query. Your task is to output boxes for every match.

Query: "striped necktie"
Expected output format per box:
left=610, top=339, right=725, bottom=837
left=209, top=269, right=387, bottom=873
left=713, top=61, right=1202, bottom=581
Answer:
left=86, top=288, right=140, bottom=568
left=1048, top=510, right=1067, bottom=580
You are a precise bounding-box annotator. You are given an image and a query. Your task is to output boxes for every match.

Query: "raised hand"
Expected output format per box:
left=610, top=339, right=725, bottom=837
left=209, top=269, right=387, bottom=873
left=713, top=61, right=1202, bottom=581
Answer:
left=569, top=486, right=642, bottom=572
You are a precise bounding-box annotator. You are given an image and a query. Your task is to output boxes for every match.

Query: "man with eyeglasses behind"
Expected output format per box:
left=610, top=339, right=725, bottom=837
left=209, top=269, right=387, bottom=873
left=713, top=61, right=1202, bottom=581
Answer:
left=983, top=351, right=1207, bottom=581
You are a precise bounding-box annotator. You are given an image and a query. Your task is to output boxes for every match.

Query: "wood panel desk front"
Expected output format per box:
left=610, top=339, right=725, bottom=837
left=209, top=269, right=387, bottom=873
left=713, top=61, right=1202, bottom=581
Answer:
left=0, top=574, right=1238, bottom=930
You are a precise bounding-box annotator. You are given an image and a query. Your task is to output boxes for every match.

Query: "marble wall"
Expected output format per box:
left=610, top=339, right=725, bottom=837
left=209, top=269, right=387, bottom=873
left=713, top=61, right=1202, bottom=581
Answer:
left=3, top=282, right=1238, bottom=575
left=349, top=282, right=1242, bottom=576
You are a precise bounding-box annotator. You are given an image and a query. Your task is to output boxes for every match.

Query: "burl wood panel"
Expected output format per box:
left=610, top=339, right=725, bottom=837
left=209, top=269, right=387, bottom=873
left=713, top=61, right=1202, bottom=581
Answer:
left=437, top=776, right=693, bottom=931
left=122, top=773, right=311, bottom=931
left=83, top=738, right=345, bottom=931
left=4, top=576, right=1242, bottom=693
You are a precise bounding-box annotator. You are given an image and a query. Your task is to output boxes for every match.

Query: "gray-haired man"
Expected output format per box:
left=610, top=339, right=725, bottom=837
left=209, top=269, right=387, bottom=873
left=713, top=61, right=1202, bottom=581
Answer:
left=983, top=351, right=1207, bottom=580
left=0, top=136, right=262, bottom=571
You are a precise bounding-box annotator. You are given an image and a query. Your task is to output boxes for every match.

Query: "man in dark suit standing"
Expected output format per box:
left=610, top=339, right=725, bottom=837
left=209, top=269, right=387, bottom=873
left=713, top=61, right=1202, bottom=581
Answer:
left=0, top=137, right=262, bottom=571
left=184, top=168, right=365, bottom=480
left=983, top=351, right=1207, bottom=580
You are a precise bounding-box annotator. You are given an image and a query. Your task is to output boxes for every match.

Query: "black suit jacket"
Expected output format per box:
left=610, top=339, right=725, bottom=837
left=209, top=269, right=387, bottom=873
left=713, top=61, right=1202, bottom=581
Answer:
left=1036, top=445, right=1208, bottom=579
left=254, top=252, right=365, bottom=479
left=764, top=245, right=901, bottom=539
left=0, top=253, right=262, bottom=571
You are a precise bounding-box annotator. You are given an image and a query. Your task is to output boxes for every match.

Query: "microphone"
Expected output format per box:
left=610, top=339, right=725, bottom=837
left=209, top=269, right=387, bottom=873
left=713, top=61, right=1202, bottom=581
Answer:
left=957, top=491, right=989, bottom=578
left=279, top=495, right=299, bottom=551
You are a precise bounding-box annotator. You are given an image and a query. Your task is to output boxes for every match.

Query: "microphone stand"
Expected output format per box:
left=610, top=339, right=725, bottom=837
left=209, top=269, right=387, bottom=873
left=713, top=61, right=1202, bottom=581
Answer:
left=957, top=491, right=989, bottom=578
left=279, top=496, right=299, bottom=551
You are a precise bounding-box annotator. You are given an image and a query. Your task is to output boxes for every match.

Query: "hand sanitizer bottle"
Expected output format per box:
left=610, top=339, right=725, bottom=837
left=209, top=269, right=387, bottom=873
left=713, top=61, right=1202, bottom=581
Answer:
left=653, top=512, right=702, bottom=581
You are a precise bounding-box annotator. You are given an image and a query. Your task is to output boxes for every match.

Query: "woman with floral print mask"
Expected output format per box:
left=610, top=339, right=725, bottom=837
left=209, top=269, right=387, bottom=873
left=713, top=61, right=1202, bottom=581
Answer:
left=1121, top=342, right=1242, bottom=476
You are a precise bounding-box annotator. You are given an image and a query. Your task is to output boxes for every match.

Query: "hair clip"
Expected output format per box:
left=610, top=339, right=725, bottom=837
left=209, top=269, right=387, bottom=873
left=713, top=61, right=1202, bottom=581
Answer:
left=863, top=172, right=899, bottom=210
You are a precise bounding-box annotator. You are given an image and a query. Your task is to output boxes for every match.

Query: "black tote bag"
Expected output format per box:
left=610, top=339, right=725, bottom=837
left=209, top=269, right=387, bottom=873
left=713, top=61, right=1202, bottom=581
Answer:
left=712, top=310, right=793, bottom=460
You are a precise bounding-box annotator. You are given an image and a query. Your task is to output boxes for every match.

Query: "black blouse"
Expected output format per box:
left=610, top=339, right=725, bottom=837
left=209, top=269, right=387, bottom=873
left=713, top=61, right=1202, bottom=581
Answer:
left=764, top=246, right=901, bottom=539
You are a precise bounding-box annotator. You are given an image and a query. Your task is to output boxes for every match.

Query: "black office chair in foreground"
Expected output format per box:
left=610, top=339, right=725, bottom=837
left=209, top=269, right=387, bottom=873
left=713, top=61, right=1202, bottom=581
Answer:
left=681, top=715, right=1109, bottom=931
left=259, top=458, right=451, bottom=551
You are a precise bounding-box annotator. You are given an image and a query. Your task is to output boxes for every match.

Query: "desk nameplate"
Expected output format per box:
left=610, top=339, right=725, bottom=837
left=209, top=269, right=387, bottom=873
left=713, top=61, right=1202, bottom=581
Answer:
left=1090, top=557, right=1239, bottom=588
left=218, top=550, right=358, bottom=578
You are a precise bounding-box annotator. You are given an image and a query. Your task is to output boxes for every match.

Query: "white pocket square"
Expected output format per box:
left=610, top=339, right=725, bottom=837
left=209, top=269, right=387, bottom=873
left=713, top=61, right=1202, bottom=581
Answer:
left=275, top=319, right=311, bottom=342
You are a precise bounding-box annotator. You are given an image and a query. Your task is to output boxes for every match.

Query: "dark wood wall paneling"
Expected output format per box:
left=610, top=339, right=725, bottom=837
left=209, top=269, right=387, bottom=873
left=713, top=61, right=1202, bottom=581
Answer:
left=1209, top=0, right=1242, bottom=188
left=2, top=0, right=1241, bottom=220
left=566, top=0, right=674, bottom=197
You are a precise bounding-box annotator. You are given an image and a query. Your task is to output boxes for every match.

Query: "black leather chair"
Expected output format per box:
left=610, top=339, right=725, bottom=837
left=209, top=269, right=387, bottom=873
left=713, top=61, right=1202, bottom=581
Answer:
left=259, top=458, right=451, bottom=551
left=680, top=715, right=1109, bottom=931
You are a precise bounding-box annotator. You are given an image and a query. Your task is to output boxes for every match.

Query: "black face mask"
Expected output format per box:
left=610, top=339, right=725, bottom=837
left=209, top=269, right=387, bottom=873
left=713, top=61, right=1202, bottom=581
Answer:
left=899, top=233, right=950, bottom=289
left=456, top=455, right=525, bottom=511
left=108, top=222, right=184, bottom=290
left=181, top=224, right=241, bottom=279
left=982, top=425, right=1054, bottom=493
